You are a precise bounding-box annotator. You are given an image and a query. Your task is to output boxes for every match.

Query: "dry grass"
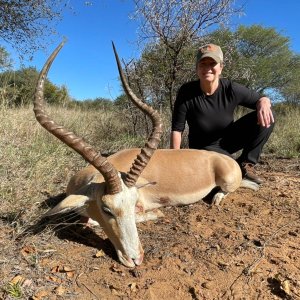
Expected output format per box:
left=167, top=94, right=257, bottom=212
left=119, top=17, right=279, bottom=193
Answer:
left=266, top=104, right=300, bottom=158
left=0, top=104, right=298, bottom=215
left=1, top=108, right=79, bottom=213
left=0, top=105, right=131, bottom=298
left=0, top=103, right=299, bottom=298
left=0, top=104, right=164, bottom=223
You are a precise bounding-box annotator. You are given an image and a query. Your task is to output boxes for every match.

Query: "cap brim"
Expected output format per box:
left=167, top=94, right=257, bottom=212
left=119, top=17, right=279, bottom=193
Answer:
left=198, top=53, right=221, bottom=64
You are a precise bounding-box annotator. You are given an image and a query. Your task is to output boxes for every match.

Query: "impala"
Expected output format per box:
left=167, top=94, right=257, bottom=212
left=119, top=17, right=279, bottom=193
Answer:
left=35, top=41, right=259, bottom=268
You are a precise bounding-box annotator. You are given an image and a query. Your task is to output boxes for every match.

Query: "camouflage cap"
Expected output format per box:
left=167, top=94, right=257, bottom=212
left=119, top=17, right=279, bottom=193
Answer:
left=196, top=44, right=223, bottom=64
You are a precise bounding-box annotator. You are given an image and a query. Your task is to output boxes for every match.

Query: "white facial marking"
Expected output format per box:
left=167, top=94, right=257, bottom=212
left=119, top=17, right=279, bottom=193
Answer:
left=99, top=177, right=143, bottom=266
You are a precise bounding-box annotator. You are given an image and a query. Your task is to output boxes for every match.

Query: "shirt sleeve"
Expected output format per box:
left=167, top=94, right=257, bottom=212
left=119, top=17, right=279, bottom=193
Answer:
left=171, top=84, right=187, bottom=132
left=231, top=81, right=261, bottom=110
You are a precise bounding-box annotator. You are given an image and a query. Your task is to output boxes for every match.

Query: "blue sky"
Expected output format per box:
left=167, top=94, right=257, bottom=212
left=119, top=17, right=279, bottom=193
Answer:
left=6, top=0, right=300, bottom=101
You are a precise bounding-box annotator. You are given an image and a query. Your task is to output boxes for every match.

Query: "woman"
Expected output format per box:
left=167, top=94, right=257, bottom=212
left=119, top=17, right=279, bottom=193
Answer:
left=171, top=44, right=275, bottom=184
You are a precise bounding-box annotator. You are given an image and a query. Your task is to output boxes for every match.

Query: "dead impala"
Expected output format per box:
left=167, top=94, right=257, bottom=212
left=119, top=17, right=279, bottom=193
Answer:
left=34, top=41, right=259, bottom=268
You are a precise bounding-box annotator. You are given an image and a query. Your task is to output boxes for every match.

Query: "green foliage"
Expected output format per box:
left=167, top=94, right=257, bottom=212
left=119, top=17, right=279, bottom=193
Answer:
left=129, top=0, right=241, bottom=112
left=0, top=67, right=71, bottom=107
left=0, top=67, right=38, bottom=106
left=115, top=93, right=153, bottom=138
left=135, top=42, right=196, bottom=110
left=207, top=25, right=300, bottom=103
left=45, top=83, right=70, bottom=105
left=0, top=46, right=11, bottom=70
left=279, top=55, right=300, bottom=105
left=235, top=25, right=295, bottom=93
left=128, top=24, right=299, bottom=112
left=69, top=97, right=114, bottom=110
left=0, top=1, right=69, bottom=57
left=3, top=281, right=22, bottom=299
left=114, top=94, right=128, bottom=107
left=0, top=103, right=298, bottom=229
left=122, top=41, right=196, bottom=114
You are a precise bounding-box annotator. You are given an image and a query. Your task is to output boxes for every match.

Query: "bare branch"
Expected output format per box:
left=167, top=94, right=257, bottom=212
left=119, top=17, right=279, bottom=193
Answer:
left=0, top=0, right=77, bottom=57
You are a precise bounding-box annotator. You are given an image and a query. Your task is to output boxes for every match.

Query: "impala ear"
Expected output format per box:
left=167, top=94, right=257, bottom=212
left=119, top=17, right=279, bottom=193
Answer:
left=43, top=194, right=90, bottom=217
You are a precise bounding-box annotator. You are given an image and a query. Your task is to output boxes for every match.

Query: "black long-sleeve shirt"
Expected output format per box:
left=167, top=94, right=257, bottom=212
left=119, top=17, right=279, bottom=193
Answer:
left=172, top=78, right=261, bottom=148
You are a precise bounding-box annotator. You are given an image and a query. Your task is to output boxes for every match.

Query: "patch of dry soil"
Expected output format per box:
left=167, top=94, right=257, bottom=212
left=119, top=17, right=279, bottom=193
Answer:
left=1, top=157, right=299, bottom=299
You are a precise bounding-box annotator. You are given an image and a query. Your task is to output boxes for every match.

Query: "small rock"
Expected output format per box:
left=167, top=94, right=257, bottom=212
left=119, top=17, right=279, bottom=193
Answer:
left=202, top=281, right=214, bottom=289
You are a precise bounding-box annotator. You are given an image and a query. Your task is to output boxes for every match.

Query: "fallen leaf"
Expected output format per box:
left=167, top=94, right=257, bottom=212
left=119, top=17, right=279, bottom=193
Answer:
left=95, top=249, right=106, bottom=257
left=32, top=290, right=49, bottom=300
left=45, top=275, right=62, bottom=284
left=274, top=273, right=291, bottom=295
left=63, top=266, right=74, bottom=272
left=281, top=280, right=291, bottom=295
left=21, top=245, right=36, bottom=257
left=51, top=265, right=61, bottom=273
left=66, top=271, right=75, bottom=278
left=51, top=265, right=75, bottom=278
left=10, top=275, right=25, bottom=285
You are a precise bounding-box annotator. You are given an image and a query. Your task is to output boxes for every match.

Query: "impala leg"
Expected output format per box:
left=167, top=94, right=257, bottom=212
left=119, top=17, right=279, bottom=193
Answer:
left=211, top=190, right=228, bottom=206
left=79, top=210, right=164, bottom=225
left=135, top=209, right=165, bottom=223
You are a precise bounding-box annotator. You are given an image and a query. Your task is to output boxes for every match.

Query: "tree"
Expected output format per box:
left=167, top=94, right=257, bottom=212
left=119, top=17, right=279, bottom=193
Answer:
left=0, top=1, right=71, bottom=56
left=127, top=24, right=299, bottom=111
left=0, top=46, right=11, bottom=70
left=122, top=40, right=196, bottom=120
left=115, top=93, right=151, bottom=137
left=280, top=55, right=300, bottom=105
left=70, top=97, right=114, bottom=110
left=128, top=0, right=242, bottom=112
left=207, top=25, right=300, bottom=102
left=0, top=67, right=70, bottom=107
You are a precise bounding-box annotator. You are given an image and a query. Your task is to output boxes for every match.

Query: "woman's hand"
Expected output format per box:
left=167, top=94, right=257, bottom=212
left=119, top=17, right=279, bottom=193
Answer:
left=256, top=97, right=275, bottom=128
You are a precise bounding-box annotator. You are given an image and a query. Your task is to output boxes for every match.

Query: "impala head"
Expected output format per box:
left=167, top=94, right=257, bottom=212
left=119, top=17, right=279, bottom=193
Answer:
left=34, top=40, right=162, bottom=267
left=95, top=179, right=143, bottom=267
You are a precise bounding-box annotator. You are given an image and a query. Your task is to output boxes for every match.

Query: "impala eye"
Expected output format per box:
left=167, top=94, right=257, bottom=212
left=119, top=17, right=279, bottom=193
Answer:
left=102, top=205, right=114, bottom=217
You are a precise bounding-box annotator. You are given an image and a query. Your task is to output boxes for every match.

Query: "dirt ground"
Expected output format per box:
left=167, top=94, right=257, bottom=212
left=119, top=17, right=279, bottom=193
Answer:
left=1, top=157, right=299, bottom=300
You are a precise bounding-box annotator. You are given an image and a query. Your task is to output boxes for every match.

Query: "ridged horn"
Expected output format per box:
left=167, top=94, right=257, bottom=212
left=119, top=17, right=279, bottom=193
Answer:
left=112, top=42, right=163, bottom=188
left=34, top=40, right=122, bottom=195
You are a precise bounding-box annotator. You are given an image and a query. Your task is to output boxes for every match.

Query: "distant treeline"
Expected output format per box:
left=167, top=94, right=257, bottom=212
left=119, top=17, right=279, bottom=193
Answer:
left=0, top=25, right=299, bottom=110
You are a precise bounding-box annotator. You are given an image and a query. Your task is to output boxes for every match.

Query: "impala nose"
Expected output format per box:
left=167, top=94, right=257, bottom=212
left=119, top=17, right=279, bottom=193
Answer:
left=133, top=253, right=144, bottom=265
left=118, top=250, right=144, bottom=267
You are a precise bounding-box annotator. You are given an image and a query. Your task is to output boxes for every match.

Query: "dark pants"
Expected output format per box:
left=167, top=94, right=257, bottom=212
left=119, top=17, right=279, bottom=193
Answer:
left=200, top=111, right=275, bottom=164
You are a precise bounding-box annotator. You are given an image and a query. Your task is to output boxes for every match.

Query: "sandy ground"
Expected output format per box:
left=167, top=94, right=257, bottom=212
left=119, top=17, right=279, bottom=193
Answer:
left=1, top=157, right=299, bottom=300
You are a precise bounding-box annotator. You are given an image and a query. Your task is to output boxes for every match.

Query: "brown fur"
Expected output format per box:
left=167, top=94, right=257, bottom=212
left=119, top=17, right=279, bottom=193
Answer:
left=67, top=148, right=243, bottom=211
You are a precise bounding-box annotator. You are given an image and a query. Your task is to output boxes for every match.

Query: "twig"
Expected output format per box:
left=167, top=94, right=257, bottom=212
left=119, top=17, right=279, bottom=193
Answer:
left=223, top=215, right=300, bottom=298
left=75, top=272, right=84, bottom=288
left=75, top=273, right=100, bottom=299
left=243, top=215, right=300, bottom=276
left=81, top=282, right=100, bottom=300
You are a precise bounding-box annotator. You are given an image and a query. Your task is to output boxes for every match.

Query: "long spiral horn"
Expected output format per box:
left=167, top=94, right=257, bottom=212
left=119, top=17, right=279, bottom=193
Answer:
left=34, top=40, right=122, bottom=195
left=112, top=42, right=163, bottom=187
